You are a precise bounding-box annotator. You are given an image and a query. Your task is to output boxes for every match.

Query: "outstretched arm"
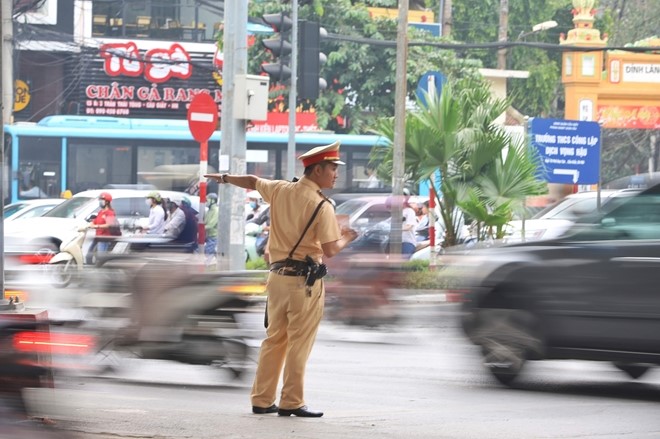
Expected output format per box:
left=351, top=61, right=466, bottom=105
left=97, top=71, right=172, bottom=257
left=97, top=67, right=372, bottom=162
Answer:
left=204, top=173, right=258, bottom=190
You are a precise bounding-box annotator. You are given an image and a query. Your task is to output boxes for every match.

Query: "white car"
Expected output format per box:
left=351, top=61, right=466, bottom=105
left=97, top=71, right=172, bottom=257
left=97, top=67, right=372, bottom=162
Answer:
left=504, top=188, right=642, bottom=243
left=334, top=195, right=428, bottom=234
left=3, top=199, right=65, bottom=222
left=5, top=189, right=200, bottom=256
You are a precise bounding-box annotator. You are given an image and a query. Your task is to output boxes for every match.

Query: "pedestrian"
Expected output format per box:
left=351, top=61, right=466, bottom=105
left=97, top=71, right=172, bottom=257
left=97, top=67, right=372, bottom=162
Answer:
left=364, top=163, right=381, bottom=189
left=205, top=141, right=358, bottom=418
left=415, top=200, right=430, bottom=241
left=401, top=196, right=418, bottom=257
left=384, top=192, right=418, bottom=258
left=205, top=193, right=219, bottom=264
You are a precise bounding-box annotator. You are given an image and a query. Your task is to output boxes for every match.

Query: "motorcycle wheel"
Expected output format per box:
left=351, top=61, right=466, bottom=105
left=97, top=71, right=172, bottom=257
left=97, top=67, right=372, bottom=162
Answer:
left=51, top=259, right=75, bottom=288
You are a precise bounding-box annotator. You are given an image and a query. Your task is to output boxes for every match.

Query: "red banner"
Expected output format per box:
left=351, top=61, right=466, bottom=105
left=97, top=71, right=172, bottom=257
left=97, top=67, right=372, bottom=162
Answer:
left=597, top=105, right=660, bottom=129
left=248, top=112, right=319, bottom=133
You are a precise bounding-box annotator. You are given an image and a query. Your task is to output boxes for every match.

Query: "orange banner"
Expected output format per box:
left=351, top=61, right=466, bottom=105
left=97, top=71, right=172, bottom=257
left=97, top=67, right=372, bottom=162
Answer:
left=597, top=105, right=660, bottom=129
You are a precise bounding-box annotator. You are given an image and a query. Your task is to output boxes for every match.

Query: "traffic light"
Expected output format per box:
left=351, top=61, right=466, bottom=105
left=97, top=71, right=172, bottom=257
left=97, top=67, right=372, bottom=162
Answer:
left=297, top=20, right=327, bottom=100
left=261, top=13, right=293, bottom=84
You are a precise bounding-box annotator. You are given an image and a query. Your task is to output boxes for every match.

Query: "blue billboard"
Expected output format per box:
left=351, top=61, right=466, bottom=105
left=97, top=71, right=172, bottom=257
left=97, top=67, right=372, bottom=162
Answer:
left=530, top=118, right=601, bottom=184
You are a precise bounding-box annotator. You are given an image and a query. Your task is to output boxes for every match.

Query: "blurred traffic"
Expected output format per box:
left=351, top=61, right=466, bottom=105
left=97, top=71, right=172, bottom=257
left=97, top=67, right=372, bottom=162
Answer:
left=443, top=182, right=660, bottom=385
left=3, top=181, right=660, bottom=436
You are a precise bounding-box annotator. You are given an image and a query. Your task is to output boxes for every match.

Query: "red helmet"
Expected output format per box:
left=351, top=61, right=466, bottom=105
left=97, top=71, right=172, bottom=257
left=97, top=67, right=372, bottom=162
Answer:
left=99, top=192, right=113, bottom=202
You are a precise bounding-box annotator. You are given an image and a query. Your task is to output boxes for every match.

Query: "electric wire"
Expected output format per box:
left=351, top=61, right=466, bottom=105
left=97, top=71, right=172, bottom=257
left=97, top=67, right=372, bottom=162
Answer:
left=324, top=32, right=660, bottom=53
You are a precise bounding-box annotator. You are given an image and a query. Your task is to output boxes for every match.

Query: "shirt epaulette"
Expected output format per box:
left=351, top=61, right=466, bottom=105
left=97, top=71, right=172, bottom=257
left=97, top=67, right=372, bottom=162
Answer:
left=316, top=191, right=336, bottom=211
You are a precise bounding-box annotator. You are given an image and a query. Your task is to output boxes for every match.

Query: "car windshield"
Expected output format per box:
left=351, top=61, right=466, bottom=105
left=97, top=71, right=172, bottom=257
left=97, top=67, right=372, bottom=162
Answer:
left=335, top=199, right=369, bottom=216
left=4, top=203, right=28, bottom=218
left=534, top=193, right=639, bottom=221
left=534, top=197, right=599, bottom=220
left=43, top=197, right=95, bottom=219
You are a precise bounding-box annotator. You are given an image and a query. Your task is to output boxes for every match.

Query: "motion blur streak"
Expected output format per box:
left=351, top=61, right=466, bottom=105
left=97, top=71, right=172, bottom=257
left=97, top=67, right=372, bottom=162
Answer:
left=13, top=332, right=95, bottom=356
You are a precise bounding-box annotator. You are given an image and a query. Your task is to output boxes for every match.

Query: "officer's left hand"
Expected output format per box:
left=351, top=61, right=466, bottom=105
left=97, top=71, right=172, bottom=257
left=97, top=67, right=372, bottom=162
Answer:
left=341, top=227, right=359, bottom=243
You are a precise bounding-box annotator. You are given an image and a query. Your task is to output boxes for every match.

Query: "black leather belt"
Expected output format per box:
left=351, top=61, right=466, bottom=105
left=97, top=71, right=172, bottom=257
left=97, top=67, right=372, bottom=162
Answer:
left=270, top=260, right=309, bottom=277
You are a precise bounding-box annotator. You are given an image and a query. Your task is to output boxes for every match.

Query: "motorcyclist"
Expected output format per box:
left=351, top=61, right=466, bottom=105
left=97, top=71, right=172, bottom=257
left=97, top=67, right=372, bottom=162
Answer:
left=142, top=191, right=166, bottom=234
left=162, top=197, right=186, bottom=240
left=245, top=190, right=264, bottom=221
left=87, top=192, right=120, bottom=263
left=178, top=196, right=199, bottom=246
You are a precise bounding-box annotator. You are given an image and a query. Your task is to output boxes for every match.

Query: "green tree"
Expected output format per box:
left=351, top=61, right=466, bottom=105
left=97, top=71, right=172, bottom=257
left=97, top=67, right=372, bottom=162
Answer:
left=598, top=0, right=660, bottom=46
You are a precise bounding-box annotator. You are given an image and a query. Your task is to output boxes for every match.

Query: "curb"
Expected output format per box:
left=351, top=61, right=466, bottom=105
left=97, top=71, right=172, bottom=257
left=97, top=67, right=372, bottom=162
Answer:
left=389, top=289, right=463, bottom=304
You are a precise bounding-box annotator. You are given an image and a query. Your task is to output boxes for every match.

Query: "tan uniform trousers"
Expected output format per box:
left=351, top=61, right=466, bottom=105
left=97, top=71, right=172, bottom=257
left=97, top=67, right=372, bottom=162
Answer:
left=251, top=271, right=324, bottom=410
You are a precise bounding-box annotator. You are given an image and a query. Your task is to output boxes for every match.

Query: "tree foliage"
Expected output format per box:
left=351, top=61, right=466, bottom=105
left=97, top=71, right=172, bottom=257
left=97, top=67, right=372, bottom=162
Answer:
left=248, top=0, right=481, bottom=133
left=447, top=0, right=571, bottom=118
left=597, top=0, right=660, bottom=46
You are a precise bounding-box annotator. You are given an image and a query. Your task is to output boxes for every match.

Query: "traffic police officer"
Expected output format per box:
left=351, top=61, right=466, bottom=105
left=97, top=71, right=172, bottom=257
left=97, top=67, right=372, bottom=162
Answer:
left=205, top=141, right=358, bottom=417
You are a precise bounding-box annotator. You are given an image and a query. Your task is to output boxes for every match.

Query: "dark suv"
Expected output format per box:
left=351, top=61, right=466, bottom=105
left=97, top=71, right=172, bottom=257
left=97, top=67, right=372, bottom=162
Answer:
left=456, top=183, right=660, bottom=385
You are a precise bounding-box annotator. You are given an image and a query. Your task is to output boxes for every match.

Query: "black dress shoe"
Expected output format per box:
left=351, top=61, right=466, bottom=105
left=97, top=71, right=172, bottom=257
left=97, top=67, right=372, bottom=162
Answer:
left=277, top=405, right=324, bottom=417
left=252, top=404, right=278, bottom=414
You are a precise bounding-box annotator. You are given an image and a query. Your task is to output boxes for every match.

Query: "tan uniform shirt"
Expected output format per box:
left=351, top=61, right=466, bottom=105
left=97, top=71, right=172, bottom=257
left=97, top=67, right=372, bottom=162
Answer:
left=256, top=176, right=340, bottom=264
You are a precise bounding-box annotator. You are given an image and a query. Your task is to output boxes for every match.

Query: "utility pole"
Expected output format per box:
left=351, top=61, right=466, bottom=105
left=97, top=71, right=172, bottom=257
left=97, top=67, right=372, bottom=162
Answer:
left=1, top=0, right=11, bottom=124
left=0, top=0, right=12, bottom=295
left=441, top=0, right=452, bottom=37
left=496, top=0, right=509, bottom=69
left=217, top=1, right=248, bottom=271
left=389, top=0, right=408, bottom=257
left=286, top=0, right=298, bottom=180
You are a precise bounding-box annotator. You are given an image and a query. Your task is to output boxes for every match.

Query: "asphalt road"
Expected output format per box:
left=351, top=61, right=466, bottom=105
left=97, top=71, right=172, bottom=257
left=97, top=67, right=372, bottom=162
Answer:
left=19, top=301, right=660, bottom=439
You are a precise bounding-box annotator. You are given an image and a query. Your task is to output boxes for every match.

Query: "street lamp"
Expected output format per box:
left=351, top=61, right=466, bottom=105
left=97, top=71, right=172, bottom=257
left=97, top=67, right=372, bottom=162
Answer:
left=518, top=20, right=558, bottom=41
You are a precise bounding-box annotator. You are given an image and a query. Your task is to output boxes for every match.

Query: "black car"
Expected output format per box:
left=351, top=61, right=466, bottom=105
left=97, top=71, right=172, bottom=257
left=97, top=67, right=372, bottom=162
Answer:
left=455, top=183, right=660, bottom=385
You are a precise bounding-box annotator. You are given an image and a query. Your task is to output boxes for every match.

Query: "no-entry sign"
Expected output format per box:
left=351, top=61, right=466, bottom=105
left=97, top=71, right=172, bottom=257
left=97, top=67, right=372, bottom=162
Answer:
left=187, top=93, right=218, bottom=143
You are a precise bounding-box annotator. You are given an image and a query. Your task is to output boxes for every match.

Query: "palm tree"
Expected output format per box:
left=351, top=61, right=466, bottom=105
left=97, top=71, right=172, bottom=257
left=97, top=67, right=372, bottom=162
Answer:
left=457, top=136, right=547, bottom=240
left=372, top=76, right=546, bottom=247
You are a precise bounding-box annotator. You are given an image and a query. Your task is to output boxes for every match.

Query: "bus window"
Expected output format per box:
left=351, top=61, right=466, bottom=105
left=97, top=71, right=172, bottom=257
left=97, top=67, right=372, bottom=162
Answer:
left=137, top=144, right=199, bottom=192
left=5, top=116, right=385, bottom=204
left=68, top=141, right=132, bottom=193
left=3, top=133, right=11, bottom=203
left=18, top=136, right=61, bottom=199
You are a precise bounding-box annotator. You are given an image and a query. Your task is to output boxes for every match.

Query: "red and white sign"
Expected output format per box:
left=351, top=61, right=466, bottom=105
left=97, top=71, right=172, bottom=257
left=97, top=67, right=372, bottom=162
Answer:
left=100, top=42, right=192, bottom=83
left=187, top=92, right=219, bottom=143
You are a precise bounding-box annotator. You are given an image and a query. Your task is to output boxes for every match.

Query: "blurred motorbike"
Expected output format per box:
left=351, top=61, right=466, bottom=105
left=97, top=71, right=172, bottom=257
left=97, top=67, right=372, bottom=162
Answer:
left=48, top=224, right=90, bottom=288
left=324, top=252, right=404, bottom=327
left=0, top=297, right=83, bottom=438
left=48, top=223, right=129, bottom=289
left=82, top=255, right=262, bottom=379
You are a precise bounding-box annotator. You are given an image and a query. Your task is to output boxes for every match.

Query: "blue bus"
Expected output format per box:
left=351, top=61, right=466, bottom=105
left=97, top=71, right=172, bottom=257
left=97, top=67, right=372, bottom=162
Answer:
left=3, top=116, right=389, bottom=203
